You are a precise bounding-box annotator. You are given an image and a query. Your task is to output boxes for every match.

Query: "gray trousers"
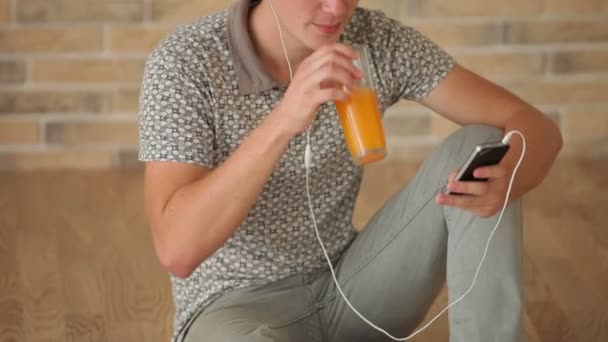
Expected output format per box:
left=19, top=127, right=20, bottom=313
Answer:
left=184, top=125, right=523, bottom=342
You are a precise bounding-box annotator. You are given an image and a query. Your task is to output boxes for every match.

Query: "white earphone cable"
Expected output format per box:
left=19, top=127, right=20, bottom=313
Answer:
left=305, top=131, right=525, bottom=341
left=269, top=1, right=526, bottom=339
left=269, top=0, right=293, bottom=82
left=269, top=0, right=313, bottom=155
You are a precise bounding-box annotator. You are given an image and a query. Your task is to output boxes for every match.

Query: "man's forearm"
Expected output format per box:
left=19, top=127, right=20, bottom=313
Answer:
left=159, top=109, right=295, bottom=277
left=501, top=106, right=563, bottom=201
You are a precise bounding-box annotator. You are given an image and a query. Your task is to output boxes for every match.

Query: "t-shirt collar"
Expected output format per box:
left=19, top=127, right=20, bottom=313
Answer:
left=227, top=0, right=283, bottom=95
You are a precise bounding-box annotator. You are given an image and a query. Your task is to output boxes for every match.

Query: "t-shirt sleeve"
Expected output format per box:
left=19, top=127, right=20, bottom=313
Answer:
left=367, top=10, right=456, bottom=103
left=138, top=43, right=216, bottom=169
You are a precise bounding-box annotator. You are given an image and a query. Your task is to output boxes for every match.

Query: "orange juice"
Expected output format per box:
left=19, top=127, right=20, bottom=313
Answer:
left=335, top=87, right=387, bottom=165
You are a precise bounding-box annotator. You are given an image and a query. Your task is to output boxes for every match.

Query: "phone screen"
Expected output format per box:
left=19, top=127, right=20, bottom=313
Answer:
left=456, top=143, right=510, bottom=182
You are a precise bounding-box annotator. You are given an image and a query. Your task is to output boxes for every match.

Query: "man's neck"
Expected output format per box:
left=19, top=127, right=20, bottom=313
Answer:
left=248, top=1, right=312, bottom=85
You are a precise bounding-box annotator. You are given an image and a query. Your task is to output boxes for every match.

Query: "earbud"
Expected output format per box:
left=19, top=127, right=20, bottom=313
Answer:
left=305, top=143, right=313, bottom=169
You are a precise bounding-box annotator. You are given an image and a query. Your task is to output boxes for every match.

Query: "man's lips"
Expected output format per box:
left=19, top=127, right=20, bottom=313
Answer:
left=313, top=23, right=341, bottom=34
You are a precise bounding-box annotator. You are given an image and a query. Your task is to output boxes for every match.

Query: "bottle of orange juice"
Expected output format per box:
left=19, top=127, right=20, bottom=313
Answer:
left=334, top=46, right=387, bottom=165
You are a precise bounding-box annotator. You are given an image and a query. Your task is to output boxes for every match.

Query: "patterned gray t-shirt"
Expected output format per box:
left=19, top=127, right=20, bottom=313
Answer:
left=138, top=0, right=455, bottom=340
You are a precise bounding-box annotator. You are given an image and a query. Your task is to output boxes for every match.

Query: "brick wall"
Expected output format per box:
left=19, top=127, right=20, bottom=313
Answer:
left=0, top=0, right=607, bottom=170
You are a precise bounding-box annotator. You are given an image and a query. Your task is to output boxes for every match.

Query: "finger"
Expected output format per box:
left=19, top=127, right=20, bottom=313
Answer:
left=314, top=87, right=348, bottom=104
left=308, top=50, right=362, bottom=79
left=436, top=192, right=481, bottom=209
left=316, top=43, right=359, bottom=60
left=319, top=80, right=341, bottom=89
left=473, top=165, right=507, bottom=180
left=315, top=54, right=362, bottom=82
left=307, top=62, right=359, bottom=91
left=447, top=180, right=489, bottom=196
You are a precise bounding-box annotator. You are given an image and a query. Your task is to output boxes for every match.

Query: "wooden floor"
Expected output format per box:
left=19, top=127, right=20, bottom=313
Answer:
left=0, top=159, right=606, bottom=342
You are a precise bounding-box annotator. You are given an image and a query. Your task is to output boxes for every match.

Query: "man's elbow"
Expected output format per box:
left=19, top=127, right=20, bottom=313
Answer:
left=158, top=250, right=197, bottom=279
left=547, top=116, right=564, bottom=157
left=532, top=111, right=563, bottom=157
left=154, top=234, right=197, bottom=279
left=529, top=116, right=563, bottom=189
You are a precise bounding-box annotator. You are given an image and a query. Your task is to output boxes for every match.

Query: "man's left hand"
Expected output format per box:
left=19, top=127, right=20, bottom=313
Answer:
left=435, top=165, right=510, bottom=218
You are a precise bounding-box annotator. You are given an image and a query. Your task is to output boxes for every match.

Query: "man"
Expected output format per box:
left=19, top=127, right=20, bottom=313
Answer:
left=138, top=0, right=562, bottom=341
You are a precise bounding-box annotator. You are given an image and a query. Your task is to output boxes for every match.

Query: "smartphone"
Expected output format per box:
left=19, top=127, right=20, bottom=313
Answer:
left=444, top=141, right=510, bottom=195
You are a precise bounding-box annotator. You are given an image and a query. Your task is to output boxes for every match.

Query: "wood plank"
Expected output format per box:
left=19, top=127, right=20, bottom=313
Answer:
left=0, top=298, right=25, bottom=342
left=65, top=313, right=106, bottom=342
left=524, top=251, right=577, bottom=342
left=0, top=159, right=606, bottom=341
left=16, top=173, right=66, bottom=341
left=0, top=173, right=26, bottom=342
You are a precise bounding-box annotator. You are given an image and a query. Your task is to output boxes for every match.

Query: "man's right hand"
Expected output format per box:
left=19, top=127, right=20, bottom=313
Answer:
left=273, top=43, right=363, bottom=137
